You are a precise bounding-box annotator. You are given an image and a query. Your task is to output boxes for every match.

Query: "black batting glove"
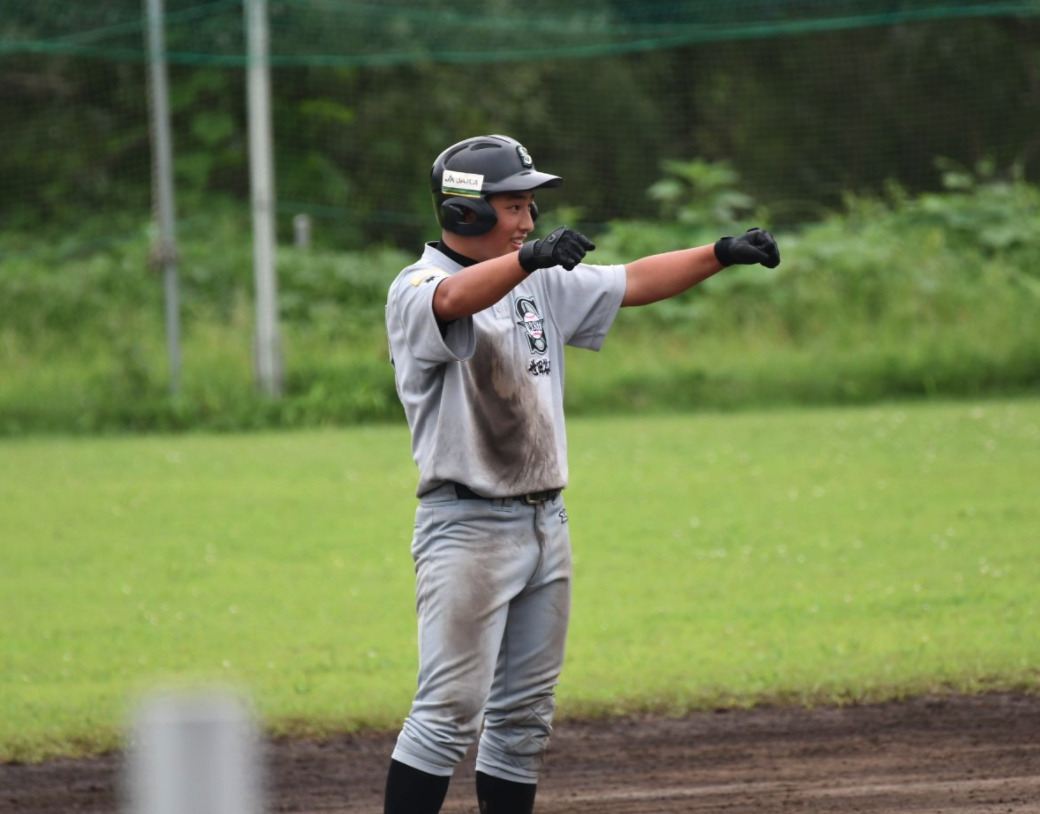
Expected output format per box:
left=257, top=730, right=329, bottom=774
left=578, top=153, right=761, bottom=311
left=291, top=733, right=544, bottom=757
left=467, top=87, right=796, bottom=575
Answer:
left=714, top=227, right=781, bottom=269
left=518, top=226, right=596, bottom=273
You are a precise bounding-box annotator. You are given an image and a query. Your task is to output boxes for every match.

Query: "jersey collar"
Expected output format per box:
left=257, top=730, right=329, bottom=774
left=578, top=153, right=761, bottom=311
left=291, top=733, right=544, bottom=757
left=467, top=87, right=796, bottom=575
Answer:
left=432, top=240, right=478, bottom=268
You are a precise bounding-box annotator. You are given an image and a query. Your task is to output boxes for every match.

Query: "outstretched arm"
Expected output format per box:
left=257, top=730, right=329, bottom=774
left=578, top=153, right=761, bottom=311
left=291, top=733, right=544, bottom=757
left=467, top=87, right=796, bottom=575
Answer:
left=622, top=228, right=781, bottom=307
left=433, top=227, right=595, bottom=322
left=622, top=245, right=724, bottom=307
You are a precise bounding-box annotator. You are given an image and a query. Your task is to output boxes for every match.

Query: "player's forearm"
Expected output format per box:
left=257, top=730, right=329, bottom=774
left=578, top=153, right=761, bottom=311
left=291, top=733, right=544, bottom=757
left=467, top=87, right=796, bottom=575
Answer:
left=622, top=245, right=724, bottom=307
left=432, top=254, right=527, bottom=322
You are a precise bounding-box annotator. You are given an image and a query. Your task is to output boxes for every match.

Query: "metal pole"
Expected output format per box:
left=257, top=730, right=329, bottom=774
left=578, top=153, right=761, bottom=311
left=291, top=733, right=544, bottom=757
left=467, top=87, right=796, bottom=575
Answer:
left=125, top=688, right=263, bottom=814
left=245, top=0, right=283, bottom=397
left=144, top=0, right=181, bottom=397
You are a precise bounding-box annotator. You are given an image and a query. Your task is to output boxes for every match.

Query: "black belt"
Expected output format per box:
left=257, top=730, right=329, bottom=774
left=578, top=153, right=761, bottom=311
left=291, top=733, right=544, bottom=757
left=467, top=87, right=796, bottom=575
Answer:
left=452, top=482, right=561, bottom=505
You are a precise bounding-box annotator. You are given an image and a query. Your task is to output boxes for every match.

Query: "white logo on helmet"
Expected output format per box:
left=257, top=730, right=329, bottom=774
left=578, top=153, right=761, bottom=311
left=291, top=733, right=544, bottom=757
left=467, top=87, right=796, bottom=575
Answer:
left=442, top=170, right=483, bottom=197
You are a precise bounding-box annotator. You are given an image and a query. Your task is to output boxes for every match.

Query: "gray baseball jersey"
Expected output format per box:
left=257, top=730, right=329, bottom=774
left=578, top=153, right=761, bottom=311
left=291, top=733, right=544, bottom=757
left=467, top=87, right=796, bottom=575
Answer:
left=386, top=243, right=627, bottom=498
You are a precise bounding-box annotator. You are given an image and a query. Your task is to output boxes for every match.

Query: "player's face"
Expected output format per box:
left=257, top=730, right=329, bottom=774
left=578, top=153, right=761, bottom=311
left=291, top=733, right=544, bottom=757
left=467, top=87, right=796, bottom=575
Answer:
left=465, top=191, right=537, bottom=261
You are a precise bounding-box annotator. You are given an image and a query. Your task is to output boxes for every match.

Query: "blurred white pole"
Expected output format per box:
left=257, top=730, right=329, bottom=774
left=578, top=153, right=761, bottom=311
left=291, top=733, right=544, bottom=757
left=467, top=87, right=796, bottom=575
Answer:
left=245, top=0, right=283, bottom=397
left=126, top=688, right=263, bottom=814
left=292, top=213, right=311, bottom=248
left=144, top=0, right=182, bottom=397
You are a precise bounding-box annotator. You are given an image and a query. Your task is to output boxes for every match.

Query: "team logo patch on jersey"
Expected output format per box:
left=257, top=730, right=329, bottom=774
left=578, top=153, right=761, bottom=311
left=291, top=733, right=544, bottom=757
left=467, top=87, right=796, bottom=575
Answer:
left=514, top=296, right=548, bottom=355
left=410, top=269, right=448, bottom=287
left=442, top=170, right=483, bottom=197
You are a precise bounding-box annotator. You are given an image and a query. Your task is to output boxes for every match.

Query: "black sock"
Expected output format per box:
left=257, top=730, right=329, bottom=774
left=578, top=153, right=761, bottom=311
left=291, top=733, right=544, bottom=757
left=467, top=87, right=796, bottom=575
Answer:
left=383, top=759, right=451, bottom=814
left=475, top=770, right=538, bottom=814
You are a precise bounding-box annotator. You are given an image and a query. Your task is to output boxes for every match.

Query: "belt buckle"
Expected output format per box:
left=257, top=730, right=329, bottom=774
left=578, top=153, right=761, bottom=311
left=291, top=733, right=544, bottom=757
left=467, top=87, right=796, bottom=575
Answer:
left=521, top=490, right=552, bottom=505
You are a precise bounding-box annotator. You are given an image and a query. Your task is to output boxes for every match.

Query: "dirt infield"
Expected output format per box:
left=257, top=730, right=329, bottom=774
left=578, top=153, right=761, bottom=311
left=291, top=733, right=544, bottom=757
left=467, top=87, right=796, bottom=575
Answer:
left=4, top=693, right=1039, bottom=813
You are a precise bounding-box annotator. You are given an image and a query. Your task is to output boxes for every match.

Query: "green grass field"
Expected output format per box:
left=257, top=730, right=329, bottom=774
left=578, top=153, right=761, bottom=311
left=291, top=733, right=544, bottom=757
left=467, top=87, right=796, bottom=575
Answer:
left=2, top=399, right=1038, bottom=762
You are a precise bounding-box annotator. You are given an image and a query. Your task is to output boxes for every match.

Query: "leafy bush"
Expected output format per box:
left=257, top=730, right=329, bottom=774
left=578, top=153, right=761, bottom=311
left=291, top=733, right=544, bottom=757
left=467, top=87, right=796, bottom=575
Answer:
left=1, top=163, right=1038, bottom=435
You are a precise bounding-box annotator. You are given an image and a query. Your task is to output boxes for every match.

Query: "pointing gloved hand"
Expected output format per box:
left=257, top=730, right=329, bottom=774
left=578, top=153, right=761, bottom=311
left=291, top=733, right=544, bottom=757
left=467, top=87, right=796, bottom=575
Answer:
left=714, top=227, right=781, bottom=269
left=519, top=226, right=596, bottom=273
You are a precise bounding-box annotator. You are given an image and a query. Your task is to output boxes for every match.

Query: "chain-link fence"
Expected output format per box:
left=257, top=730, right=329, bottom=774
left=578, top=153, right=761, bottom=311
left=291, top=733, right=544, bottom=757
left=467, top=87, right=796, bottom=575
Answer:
left=3, top=1, right=1039, bottom=253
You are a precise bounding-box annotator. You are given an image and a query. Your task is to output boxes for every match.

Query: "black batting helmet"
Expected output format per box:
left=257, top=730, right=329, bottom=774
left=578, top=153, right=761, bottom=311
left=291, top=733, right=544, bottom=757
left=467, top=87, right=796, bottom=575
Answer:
left=430, top=135, right=562, bottom=236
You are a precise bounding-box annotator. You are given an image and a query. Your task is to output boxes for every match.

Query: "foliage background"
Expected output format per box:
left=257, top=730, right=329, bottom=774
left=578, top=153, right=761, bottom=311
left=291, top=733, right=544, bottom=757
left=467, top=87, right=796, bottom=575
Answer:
left=1, top=2, right=1039, bottom=432
left=3, top=2, right=1040, bottom=246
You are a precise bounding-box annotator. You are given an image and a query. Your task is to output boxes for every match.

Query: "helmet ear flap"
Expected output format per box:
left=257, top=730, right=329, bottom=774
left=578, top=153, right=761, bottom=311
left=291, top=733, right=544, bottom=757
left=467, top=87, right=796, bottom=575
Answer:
left=529, top=201, right=539, bottom=223
left=440, top=196, right=498, bottom=236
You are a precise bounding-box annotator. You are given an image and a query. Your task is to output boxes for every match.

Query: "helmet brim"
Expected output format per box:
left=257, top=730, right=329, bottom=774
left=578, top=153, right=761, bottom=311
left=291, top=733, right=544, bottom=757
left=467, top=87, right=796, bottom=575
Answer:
left=482, top=169, right=562, bottom=195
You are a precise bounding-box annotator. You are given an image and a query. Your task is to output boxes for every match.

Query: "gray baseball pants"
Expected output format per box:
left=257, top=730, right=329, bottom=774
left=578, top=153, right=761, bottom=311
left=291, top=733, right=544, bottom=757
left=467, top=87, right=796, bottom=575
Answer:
left=391, top=483, right=572, bottom=783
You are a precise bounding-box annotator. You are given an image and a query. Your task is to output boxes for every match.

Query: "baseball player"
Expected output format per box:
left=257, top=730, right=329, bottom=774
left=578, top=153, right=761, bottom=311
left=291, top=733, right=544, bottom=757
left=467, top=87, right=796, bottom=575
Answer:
left=383, top=134, right=779, bottom=814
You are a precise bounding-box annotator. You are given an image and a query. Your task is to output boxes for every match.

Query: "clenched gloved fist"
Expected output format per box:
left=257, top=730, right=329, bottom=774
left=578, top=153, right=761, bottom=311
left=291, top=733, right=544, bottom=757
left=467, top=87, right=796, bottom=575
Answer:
left=519, top=226, right=596, bottom=273
left=714, top=227, right=781, bottom=269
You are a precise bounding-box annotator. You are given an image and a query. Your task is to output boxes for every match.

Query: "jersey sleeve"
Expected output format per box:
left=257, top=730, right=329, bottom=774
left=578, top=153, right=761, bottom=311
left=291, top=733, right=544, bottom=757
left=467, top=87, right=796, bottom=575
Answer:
left=540, top=262, right=626, bottom=351
left=387, top=267, right=475, bottom=368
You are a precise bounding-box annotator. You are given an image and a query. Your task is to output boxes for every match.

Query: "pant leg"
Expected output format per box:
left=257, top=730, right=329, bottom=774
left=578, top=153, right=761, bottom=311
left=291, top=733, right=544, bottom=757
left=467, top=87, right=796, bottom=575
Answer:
left=392, top=489, right=545, bottom=776
left=476, top=495, right=572, bottom=783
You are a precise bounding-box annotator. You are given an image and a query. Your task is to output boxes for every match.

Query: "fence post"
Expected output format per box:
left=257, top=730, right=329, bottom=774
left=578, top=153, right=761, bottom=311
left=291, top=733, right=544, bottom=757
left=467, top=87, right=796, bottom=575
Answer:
left=245, top=0, right=284, bottom=397
left=144, top=0, right=182, bottom=397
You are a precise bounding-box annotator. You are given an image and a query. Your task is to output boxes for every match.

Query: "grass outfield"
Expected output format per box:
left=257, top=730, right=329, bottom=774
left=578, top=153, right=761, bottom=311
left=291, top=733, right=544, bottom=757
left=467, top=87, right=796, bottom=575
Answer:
left=2, top=399, right=1038, bottom=762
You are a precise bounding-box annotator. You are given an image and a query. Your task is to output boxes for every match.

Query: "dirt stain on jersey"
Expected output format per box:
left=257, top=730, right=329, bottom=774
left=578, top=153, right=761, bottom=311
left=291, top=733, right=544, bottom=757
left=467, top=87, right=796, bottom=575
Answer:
left=464, top=333, right=560, bottom=494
